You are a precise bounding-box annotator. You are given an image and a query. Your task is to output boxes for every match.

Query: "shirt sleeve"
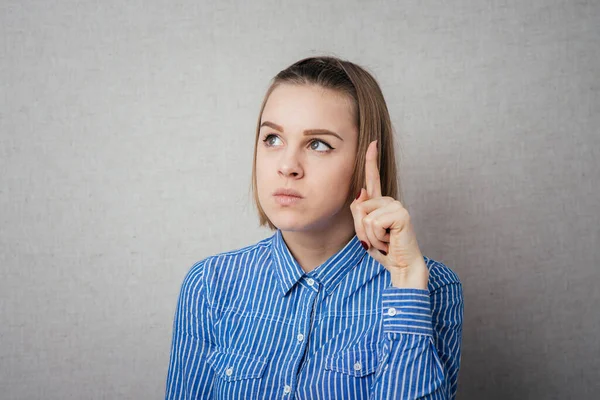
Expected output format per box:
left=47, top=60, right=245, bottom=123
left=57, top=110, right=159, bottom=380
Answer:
left=369, top=283, right=464, bottom=399
left=165, top=261, right=215, bottom=399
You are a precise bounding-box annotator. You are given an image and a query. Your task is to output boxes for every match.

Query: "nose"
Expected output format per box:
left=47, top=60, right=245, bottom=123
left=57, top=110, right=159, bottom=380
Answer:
left=278, top=148, right=304, bottom=179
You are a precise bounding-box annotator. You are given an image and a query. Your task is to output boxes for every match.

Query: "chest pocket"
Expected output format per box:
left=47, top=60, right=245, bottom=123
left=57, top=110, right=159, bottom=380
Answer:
left=206, top=350, right=268, bottom=381
left=325, top=348, right=378, bottom=378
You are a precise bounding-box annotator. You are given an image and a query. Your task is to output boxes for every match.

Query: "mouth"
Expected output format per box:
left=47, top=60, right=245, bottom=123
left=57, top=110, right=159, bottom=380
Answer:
left=273, top=194, right=303, bottom=206
left=273, top=188, right=303, bottom=198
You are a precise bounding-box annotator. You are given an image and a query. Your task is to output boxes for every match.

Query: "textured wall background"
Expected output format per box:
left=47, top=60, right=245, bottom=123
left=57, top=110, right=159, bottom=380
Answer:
left=1, top=0, right=598, bottom=399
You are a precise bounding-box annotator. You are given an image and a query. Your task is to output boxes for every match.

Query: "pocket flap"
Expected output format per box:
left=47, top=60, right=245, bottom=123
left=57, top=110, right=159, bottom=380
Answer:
left=207, top=350, right=268, bottom=381
left=325, top=348, right=377, bottom=377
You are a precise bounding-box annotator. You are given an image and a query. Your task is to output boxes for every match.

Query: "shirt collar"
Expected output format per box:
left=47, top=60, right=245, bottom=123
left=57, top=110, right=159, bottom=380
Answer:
left=270, top=229, right=367, bottom=296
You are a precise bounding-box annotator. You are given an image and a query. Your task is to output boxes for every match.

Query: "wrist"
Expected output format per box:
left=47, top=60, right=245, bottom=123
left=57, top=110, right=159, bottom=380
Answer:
left=388, top=260, right=429, bottom=289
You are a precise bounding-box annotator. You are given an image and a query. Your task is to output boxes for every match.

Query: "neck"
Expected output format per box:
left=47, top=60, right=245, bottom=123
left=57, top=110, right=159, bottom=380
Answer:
left=280, top=210, right=356, bottom=273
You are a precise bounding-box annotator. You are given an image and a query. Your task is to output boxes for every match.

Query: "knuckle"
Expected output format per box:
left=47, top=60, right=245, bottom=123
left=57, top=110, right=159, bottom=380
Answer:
left=401, top=209, right=411, bottom=220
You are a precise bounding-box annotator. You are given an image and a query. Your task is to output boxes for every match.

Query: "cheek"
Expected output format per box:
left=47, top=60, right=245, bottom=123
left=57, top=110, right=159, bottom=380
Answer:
left=319, top=165, right=354, bottom=195
left=255, top=160, right=277, bottom=203
left=255, top=154, right=271, bottom=184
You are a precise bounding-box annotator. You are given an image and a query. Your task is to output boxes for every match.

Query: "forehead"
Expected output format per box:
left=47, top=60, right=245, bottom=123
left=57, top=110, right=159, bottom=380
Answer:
left=261, top=84, right=357, bottom=136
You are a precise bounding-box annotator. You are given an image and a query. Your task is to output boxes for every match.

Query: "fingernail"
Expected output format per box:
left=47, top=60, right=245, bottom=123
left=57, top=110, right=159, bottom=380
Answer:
left=355, top=189, right=362, bottom=200
left=360, top=241, right=369, bottom=250
left=379, top=249, right=387, bottom=256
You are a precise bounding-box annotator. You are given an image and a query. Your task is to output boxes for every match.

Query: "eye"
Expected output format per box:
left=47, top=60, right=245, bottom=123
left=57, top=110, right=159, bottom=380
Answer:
left=262, top=134, right=282, bottom=147
left=309, top=139, right=333, bottom=152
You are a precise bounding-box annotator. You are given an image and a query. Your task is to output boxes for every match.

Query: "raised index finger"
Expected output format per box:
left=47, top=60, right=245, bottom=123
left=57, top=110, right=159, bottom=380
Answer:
left=365, top=140, right=382, bottom=198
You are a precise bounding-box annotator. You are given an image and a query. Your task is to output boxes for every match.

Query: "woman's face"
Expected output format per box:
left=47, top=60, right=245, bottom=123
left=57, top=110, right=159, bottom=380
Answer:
left=256, top=83, right=359, bottom=232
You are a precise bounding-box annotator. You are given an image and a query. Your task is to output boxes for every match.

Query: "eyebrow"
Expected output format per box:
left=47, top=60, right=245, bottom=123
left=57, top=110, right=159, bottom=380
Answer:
left=260, top=121, right=344, bottom=141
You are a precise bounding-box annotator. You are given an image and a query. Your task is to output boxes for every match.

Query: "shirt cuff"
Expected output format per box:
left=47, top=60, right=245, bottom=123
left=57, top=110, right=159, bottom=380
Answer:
left=382, top=287, right=433, bottom=337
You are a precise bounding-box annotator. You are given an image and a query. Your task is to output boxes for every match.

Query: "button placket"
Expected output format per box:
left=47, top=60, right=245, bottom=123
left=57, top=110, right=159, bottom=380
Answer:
left=294, top=287, right=319, bottom=382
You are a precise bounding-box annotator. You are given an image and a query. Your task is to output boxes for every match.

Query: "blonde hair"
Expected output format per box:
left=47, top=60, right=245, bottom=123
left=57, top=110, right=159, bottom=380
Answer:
left=250, top=56, right=401, bottom=231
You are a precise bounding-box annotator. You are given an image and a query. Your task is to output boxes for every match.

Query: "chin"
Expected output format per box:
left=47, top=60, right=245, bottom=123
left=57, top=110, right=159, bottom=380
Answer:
left=268, top=216, right=309, bottom=232
left=272, top=212, right=339, bottom=233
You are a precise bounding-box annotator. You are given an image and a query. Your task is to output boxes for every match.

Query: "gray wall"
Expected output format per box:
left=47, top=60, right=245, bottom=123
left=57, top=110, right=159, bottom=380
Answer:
left=1, top=0, right=598, bottom=399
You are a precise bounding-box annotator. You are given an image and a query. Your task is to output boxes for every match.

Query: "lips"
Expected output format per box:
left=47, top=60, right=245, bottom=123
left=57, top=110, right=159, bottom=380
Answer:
left=273, top=188, right=303, bottom=198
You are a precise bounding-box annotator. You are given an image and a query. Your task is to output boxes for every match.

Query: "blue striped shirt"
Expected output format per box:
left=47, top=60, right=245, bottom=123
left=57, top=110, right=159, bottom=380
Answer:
left=165, top=229, right=463, bottom=399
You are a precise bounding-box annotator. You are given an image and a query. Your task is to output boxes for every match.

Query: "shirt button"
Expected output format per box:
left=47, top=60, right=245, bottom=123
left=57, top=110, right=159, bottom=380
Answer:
left=225, top=367, right=233, bottom=376
left=297, top=333, right=305, bottom=342
left=354, top=362, right=362, bottom=371
left=387, top=307, right=397, bottom=316
left=283, top=385, right=291, bottom=394
left=306, top=278, right=315, bottom=286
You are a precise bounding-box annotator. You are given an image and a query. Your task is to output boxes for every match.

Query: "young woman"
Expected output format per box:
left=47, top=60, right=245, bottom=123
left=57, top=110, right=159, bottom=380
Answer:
left=165, top=56, right=464, bottom=399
